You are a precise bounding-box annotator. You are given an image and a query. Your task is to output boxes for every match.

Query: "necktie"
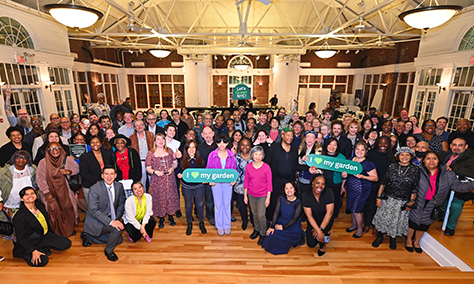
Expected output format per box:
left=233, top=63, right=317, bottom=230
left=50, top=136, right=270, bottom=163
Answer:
left=107, top=185, right=116, bottom=220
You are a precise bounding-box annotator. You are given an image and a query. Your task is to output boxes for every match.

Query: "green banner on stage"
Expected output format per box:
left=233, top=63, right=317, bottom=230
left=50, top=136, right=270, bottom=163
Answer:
left=182, top=169, right=239, bottom=183
left=306, top=154, right=362, bottom=175
left=232, top=84, right=251, bottom=100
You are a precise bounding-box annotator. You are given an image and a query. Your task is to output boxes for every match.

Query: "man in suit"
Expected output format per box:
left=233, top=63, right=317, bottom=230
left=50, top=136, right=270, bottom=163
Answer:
left=331, top=120, right=352, bottom=159
left=81, top=166, right=126, bottom=262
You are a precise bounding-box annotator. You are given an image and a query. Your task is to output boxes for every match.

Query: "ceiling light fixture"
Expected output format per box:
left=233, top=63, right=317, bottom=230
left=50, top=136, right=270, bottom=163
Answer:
left=214, top=55, right=218, bottom=60
left=256, top=55, right=260, bottom=60
left=266, top=55, right=270, bottom=60
left=346, top=50, right=350, bottom=54
left=233, top=56, right=250, bottom=71
left=399, top=1, right=462, bottom=30
left=149, top=40, right=171, bottom=58
left=223, top=55, right=226, bottom=60
left=314, top=40, right=337, bottom=59
left=355, top=50, right=360, bottom=54
left=43, top=0, right=103, bottom=29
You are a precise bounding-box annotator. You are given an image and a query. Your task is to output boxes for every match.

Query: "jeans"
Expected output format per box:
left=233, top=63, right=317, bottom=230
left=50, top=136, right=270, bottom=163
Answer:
left=204, top=184, right=214, bottom=220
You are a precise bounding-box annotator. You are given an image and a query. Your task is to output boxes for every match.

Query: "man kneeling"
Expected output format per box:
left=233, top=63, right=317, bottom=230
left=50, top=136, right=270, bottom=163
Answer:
left=81, top=166, right=125, bottom=261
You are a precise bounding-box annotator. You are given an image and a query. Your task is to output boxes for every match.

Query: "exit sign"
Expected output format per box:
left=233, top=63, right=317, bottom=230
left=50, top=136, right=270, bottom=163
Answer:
left=471, top=56, right=474, bottom=64
left=16, top=55, right=25, bottom=63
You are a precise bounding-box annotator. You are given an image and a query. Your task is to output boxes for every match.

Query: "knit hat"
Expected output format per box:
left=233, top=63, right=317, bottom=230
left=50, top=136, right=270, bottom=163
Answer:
left=395, top=146, right=415, bottom=158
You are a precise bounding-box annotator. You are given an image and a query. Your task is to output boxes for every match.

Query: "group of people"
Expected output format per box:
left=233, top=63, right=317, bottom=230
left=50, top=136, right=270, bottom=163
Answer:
left=1, top=89, right=474, bottom=266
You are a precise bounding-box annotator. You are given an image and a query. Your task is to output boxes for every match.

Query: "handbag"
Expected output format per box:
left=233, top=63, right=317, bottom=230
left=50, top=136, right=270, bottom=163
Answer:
left=430, top=199, right=445, bottom=221
left=63, top=157, right=82, bottom=193
left=0, top=209, right=14, bottom=236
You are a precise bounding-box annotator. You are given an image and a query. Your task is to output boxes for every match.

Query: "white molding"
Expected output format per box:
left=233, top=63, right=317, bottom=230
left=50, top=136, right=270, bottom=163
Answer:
left=421, top=233, right=474, bottom=272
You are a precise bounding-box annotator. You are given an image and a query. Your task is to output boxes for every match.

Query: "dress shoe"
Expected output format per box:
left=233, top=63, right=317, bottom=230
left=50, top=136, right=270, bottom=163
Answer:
left=405, top=245, right=414, bottom=253
left=231, top=216, right=237, bottom=222
left=444, top=228, right=455, bottom=236
left=175, top=210, right=182, bottom=218
left=169, top=216, right=176, bottom=226
left=104, top=250, right=118, bottom=262
left=352, top=233, right=362, bottom=239
left=199, top=222, right=207, bottom=234
left=158, top=218, right=165, bottom=229
left=346, top=227, right=357, bottom=233
left=186, top=223, right=192, bottom=236
left=257, top=235, right=265, bottom=245
left=300, top=232, right=306, bottom=246
left=224, top=228, right=231, bottom=235
left=217, top=229, right=224, bottom=236
left=363, top=226, right=370, bottom=233
left=414, top=247, right=423, bottom=254
left=317, top=249, right=326, bottom=256
left=241, top=222, right=248, bottom=231
left=250, top=229, right=259, bottom=240
left=389, top=237, right=397, bottom=250
left=81, top=232, right=92, bottom=247
left=209, top=218, right=215, bottom=226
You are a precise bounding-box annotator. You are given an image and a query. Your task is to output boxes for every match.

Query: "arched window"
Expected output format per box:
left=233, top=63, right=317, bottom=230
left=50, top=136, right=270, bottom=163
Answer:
left=459, top=25, right=474, bottom=51
left=228, top=55, right=253, bottom=70
left=0, top=17, right=34, bottom=49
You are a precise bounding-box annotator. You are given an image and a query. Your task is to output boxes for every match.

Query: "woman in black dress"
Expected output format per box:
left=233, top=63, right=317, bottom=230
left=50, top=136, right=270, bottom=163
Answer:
left=372, top=147, right=419, bottom=250
left=12, top=186, right=71, bottom=267
left=0, top=126, right=32, bottom=167
left=303, top=174, right=334, bottom=256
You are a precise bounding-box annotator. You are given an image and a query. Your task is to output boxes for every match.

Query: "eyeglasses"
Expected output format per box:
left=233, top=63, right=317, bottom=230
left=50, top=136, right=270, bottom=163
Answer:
left=15, top=155, right=28, bottom=160
left=425, top=124, right=435, bottom=127
left=48, top=146, right=61, bottom=152
left=216, top=138, right=228, bottom=143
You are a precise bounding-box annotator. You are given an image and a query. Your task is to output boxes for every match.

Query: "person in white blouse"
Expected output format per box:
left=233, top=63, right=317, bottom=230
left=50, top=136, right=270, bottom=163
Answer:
left=123, top=181, right=156, bottom=243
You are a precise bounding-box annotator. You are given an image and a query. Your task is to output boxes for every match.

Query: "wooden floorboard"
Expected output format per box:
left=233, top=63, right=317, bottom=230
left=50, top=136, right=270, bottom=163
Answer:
left=1, top=197, right=473, bottom=283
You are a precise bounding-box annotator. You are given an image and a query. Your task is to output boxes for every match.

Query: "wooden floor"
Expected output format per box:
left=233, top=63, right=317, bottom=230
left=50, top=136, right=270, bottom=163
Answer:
left=1, top=197, right=474, bottom=283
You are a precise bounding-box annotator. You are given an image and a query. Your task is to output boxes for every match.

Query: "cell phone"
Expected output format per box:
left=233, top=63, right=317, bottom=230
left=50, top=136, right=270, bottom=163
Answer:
left=324, top=236, right=330, bottom=243
left=163, top=171, right=169, bottom=175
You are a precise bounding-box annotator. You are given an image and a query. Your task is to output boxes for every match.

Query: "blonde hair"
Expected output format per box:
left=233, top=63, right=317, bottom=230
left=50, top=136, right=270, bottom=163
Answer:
left=345, top=119, right=361, bottom=133
left=153, top=133, right=169, bottom=152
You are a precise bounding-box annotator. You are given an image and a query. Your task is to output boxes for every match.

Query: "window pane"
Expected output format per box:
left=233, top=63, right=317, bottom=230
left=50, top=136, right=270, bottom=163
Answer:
left=160, top=75, right=172, bottom=82
left=161, top=84, right=173, bottom=108
left=135, top=75, right=146, bottom=83
left=174, top=84, right=185, bottom=108
left=5, top=64, right=15, bottom=85
left=149, top=84, right=160, bottom=108
left=299, top=76, right=308, bottom=83
left=32, top=66, right=39, bottom=83
left=19, top=64, right=28, bottom=85
left=148, top=75, right=159, bottom=82
left=399, top=73, right=409, bottom=83
left=135, top=84, right=148, bottom=108
left=78, top=72, right=86, bottom=82
left=12, top=64, right=21, bottom=85
left=64, top=69, right=70, bottom=85
left=310, top=76, right=320, bottom=83
left=335, top=76, right=347, bottom=83
left=0, top=63, right=7, bottom=84
left=322, top=76, right=334, bottom=83
left=173, top=75, right=184, bottom=82
left=104, top=84, right=112, bottom=104
left=103, top=74, right=110, bottom=82
left=466, top=67, right=474, bottom=87
left=365, top=75, right=372, bottom=84
left=111, top=74, right=117, bottom=82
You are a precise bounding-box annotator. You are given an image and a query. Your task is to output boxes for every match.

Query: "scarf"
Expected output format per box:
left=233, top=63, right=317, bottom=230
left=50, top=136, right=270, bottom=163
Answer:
left=135, top=195, right=146, bottom=223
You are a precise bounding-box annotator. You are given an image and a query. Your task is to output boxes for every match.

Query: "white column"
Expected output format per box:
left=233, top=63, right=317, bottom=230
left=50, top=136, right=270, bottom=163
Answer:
left=272, top=57, right=299, bottom=110
left=184, top=55, right=211, bottom=107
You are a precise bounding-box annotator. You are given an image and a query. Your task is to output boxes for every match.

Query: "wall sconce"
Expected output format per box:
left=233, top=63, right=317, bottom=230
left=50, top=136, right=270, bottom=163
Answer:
left=381, top=83, right=388, bottom=87
left=259, top=82, right=263, bottom=86
left=218, top=82, right=222, bottom=85
left=45, top=81, right=54, bottom=89
left=96, top=82, right=103, bottom=86
left=436, top=83, right=447, bottom=93
left=0, top=82, right=5, bottom=86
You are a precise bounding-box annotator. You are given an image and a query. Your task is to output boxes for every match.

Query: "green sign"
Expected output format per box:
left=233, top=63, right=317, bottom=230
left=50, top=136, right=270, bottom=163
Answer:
left=306, top=154, right=362, bottom=175
left=232, top=84, right=251, bottom=100
left=183, top=169, right=239, bottom=183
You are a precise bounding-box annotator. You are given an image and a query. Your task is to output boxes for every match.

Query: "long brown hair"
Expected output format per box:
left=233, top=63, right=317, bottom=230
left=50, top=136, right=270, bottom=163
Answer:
left=181, top=140, right=204, bottom=169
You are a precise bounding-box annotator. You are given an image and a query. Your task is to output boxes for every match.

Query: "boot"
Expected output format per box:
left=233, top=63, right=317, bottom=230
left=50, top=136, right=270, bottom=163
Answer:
left=389, top=237, right=397, bottom=250
left=199, top=222, right=207, bottom=234
left=186, top=223, right=192, bottom=236
left=158, top=218, right=165, bottom=228
left=372, top=232, right=384, bottom=248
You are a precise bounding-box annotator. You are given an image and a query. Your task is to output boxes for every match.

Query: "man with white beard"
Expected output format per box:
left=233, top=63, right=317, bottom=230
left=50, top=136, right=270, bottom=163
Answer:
left=4, top=86, right=32, bottom=135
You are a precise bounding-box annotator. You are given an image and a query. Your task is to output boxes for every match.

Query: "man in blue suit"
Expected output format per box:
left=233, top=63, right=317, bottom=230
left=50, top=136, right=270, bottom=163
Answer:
left=81, top=165, right=126, bottom=261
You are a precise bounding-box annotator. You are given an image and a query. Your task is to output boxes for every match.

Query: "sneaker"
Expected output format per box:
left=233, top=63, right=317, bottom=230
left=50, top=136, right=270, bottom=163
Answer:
left=250, top=229, right=259, bottom=240
left=217, top=229, right=224, bottom=236
left=224, top=228, right=231, bottom=235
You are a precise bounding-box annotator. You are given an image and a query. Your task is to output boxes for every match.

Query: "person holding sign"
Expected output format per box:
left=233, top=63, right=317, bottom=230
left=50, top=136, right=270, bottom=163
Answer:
left=177, top=140, right=207, bottom=236
left=206, top=135, right=237, bottom=236
left=244, top=146, right=273, bottom=245
left=321, top=138, right=346, bottom=218
left=372, top=147, right=419, bottom=250
left=146, top=134, right=179, bottom=229
left=346, top=142, right=378, bottom=238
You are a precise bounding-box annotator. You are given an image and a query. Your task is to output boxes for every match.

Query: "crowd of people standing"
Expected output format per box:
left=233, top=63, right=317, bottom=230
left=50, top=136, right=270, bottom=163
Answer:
left=1, top=88, right=474, bottom=266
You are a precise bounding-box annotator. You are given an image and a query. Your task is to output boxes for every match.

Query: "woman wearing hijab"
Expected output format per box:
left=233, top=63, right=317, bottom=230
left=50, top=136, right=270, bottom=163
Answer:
left=36, top=142, right=79, bottom=237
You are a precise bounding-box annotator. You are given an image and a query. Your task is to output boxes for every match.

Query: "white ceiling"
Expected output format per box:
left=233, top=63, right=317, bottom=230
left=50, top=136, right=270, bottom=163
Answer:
left=18, top=0, right=474, bottom=54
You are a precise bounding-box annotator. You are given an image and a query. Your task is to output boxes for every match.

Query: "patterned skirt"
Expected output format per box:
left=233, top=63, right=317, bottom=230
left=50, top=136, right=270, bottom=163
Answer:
left=372, top=196, right=409, bottom=238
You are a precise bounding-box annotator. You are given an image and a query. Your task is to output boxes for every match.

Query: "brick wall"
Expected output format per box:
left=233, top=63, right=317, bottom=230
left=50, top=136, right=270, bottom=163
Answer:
left=214, top=55, right=270, bottom=69
left=123, top=50, right=183, bottom=68
left=253, top=75, right=270, bottom=105
left=213, top=75, right=228, bottom=106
